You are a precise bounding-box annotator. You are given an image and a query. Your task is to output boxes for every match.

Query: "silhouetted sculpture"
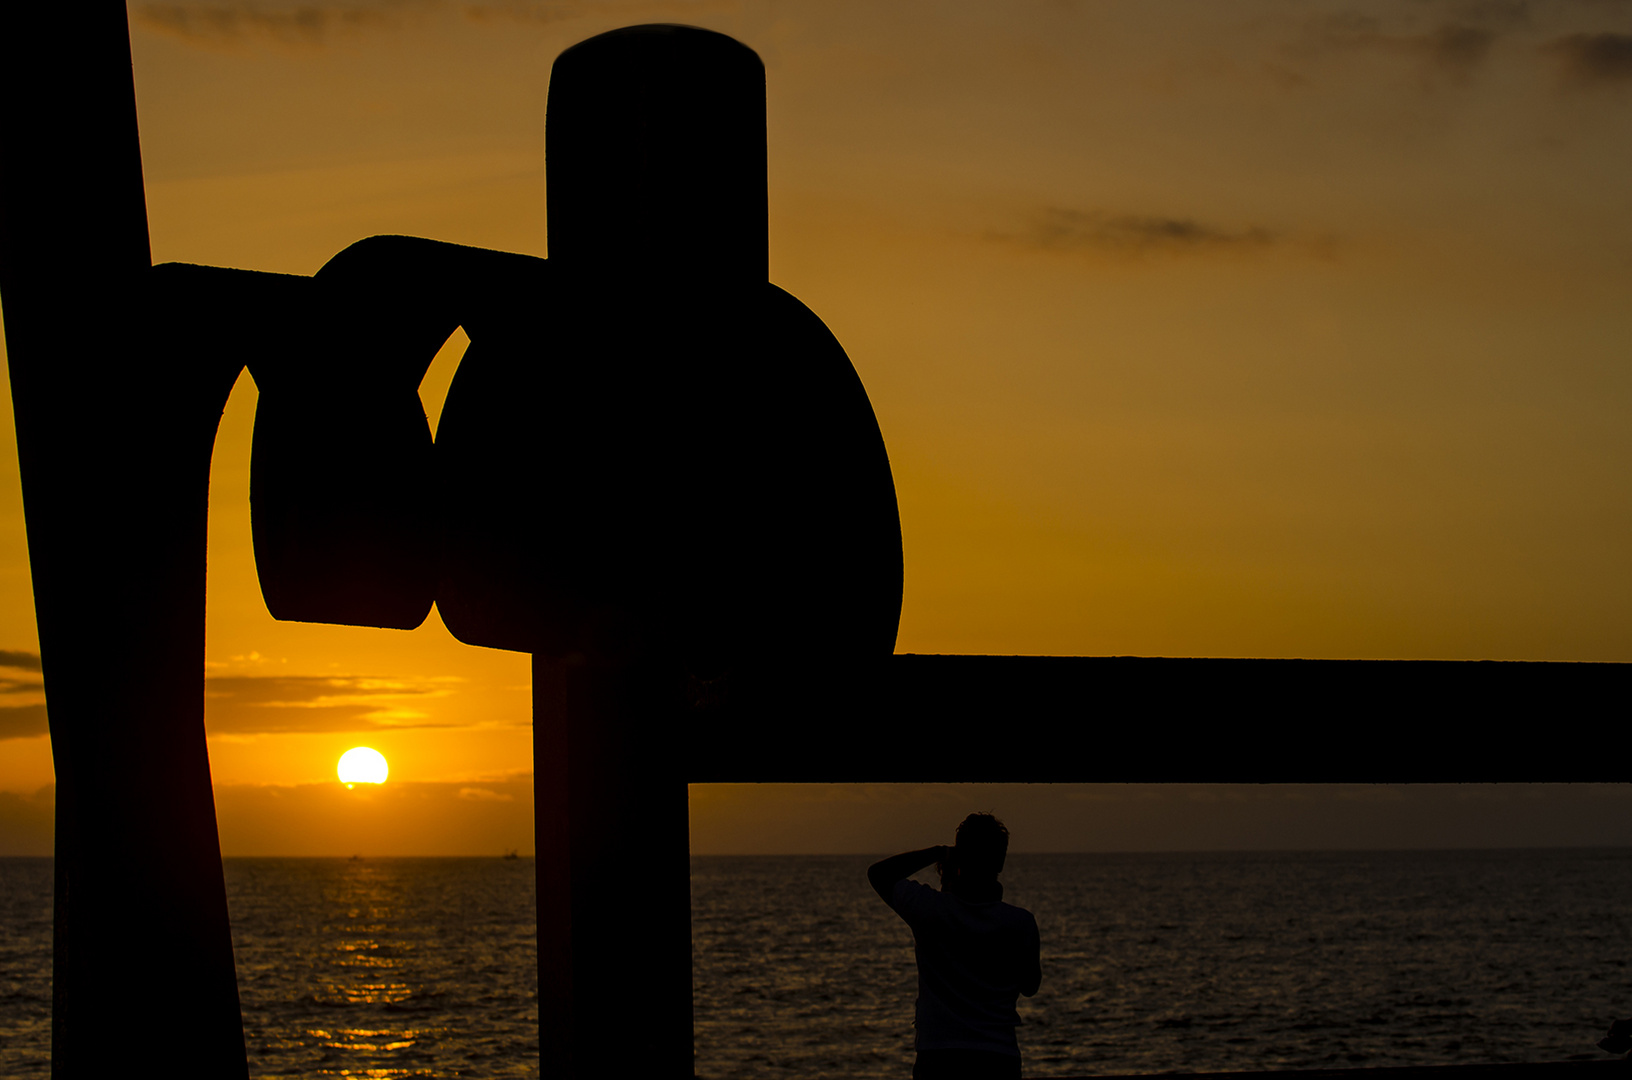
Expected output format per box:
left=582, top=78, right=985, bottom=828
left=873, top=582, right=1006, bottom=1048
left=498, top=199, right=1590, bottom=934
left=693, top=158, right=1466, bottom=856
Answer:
left=245, top=28, right=904, bottom=1076
left=2, top=10, right=901, bottom=1075
left=869, top=815, right=1041, bottom=1080
left=3, top=5, right=1628, bottom=1079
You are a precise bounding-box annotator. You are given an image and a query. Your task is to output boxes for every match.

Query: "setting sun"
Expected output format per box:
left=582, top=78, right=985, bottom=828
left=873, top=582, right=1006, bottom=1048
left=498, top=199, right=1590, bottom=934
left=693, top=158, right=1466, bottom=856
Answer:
left=337, top=747, right=389, bottom=787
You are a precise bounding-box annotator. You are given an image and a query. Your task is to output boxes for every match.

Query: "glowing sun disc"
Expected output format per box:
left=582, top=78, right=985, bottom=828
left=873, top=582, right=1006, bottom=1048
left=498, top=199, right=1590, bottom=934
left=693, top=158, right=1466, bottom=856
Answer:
left=338, top=747, right=389, bottom=786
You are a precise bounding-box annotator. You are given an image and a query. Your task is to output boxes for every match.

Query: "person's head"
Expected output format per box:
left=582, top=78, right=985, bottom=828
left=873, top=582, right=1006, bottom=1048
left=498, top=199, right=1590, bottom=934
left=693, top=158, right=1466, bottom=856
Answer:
left=942, top=812, right=1009, bottom=884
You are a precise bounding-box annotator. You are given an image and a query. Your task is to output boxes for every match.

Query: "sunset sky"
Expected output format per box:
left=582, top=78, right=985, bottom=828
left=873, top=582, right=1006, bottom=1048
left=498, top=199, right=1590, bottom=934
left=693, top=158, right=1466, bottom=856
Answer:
left=4, top=0, right=1632, bottom=855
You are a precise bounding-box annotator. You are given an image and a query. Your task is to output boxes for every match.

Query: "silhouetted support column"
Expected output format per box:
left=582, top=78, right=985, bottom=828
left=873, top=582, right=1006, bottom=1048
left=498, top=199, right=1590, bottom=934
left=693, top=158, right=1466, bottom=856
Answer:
left=433, top=31, right=796, bottom=1078
left=534, top=656, right=693, bottom=1078
left=0, top=4, right=249, bottom=1077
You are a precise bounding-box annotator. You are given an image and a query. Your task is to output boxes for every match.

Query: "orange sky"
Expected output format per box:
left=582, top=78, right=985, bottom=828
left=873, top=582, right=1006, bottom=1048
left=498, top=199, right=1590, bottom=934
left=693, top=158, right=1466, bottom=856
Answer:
left=4, top=0, right=1632, bottom=854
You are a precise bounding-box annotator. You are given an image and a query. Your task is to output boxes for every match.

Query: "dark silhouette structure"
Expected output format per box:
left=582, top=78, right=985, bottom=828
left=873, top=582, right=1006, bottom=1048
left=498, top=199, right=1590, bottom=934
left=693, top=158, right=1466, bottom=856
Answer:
left=1, top=5, right=1627, bottom=1079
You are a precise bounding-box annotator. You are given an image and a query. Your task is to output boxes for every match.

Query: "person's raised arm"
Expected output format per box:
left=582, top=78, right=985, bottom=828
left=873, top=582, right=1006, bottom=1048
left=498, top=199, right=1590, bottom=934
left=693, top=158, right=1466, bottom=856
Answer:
left=868, top=845, right=949, bottom=904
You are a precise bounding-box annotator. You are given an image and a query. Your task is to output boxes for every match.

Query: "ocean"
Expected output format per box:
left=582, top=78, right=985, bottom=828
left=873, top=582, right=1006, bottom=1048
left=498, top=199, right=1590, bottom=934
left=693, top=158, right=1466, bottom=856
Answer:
left=3, top=850, right=1631, bottom=1077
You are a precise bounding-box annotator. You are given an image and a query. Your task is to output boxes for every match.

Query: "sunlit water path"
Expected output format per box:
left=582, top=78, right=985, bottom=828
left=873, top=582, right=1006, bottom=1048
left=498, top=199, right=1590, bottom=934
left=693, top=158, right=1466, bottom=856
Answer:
left=3, top=850, right=1630, bottom=1077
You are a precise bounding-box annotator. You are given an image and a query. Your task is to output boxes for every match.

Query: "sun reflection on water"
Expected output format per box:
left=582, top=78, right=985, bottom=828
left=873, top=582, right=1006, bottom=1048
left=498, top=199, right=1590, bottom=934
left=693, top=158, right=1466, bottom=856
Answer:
left=225, top=857, right=537, bottom=1076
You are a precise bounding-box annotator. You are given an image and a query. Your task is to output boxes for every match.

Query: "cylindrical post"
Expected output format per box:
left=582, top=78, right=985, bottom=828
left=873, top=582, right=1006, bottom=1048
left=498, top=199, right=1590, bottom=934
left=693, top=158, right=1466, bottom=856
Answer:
left=545, top=24, right=768, bottom=287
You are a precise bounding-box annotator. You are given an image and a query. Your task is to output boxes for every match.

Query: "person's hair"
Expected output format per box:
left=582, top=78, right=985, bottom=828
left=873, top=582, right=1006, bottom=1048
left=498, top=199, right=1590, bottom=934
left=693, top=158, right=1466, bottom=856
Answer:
left=952, top=812, right=1009, bottom=879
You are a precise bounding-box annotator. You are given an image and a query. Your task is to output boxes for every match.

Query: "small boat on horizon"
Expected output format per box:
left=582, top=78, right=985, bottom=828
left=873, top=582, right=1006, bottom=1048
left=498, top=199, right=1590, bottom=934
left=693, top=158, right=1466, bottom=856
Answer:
left=502, top=849, right=519, bottom=860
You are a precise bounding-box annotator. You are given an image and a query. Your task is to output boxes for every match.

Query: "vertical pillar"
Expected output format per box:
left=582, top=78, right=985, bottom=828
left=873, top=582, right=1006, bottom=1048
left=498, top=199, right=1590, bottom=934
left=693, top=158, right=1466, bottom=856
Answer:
left=436, top=25, right=782, bottom=1077
left=534, top=655, right=693, bottom=1078
left=529, top=31, right=761, bottom=1074
left=0, top=3, right=248, bottom=1076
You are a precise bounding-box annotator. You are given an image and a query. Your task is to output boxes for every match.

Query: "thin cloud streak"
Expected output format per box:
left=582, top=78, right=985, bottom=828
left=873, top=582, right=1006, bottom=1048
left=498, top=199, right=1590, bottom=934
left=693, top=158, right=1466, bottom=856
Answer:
left=134, top=0, right=735, bottom=48
left=1290, top=12, right=1504, bottom=76
left=0, top=666, right=491, bottom=738
left=458, top=786, right=515, bottom=801
left=205, top=674, right=473, bottom=735
left=1273, top=5, right=1632, bottom=90
left=136, top=3, right=401, bottom=49
left=993, top=208, right=1284, bottom=259
left=0, top=651, right=47, bottom=740
left=462, top=0, right=735, bottom=27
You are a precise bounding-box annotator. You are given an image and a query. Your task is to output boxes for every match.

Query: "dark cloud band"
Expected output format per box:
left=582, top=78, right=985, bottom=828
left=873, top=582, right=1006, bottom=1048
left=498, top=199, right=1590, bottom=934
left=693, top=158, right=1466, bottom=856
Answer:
left=1545, top=32, right=1632, bottom=85
left=0, top=704, right=48, bottom=741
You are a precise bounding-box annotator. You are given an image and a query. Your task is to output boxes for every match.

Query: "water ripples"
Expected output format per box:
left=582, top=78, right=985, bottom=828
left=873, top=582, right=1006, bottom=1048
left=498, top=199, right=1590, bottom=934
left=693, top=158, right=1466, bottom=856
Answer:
left=227, top=857, right=537, bottom=1079
left=6, top=850, right=1632, bottom=1077
left=692, top=851, right=1632, bottom=1078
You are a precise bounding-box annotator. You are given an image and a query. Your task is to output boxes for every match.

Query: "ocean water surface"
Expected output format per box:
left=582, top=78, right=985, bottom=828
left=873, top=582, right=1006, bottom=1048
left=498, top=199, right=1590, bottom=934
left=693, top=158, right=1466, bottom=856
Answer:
left=228, top=857, right=539, bottom=1078
left=692, top=851, right=1632, bottom=1077
left=3, top=850, right=1631, bottom=1077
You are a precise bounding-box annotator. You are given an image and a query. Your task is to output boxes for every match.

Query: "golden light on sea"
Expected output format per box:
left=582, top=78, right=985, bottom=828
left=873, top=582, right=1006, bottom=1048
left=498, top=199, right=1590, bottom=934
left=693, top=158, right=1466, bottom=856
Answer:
left=338, top=747, right=389, bottom=788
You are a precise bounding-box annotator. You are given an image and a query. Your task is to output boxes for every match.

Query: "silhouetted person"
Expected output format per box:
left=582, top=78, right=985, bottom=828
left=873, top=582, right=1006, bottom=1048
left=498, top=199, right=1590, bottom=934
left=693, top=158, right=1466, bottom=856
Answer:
left=869, top=814, right=1042, bottom=1080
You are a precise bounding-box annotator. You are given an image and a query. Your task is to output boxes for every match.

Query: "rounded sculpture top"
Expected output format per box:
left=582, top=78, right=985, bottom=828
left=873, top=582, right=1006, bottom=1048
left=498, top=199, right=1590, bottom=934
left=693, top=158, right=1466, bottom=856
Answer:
left=547, top=24, right=767, bottom=286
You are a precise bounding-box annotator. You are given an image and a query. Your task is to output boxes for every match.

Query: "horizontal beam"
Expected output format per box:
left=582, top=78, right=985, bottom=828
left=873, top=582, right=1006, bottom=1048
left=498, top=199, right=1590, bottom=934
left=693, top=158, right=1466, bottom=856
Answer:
left=685, top=655, right=1626, bottom=782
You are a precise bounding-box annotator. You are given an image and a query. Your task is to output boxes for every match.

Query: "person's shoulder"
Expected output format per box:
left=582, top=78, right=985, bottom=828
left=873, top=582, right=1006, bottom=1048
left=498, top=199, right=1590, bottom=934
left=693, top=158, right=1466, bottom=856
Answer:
left=996, top=900, right=1038, bottom=926
left=890, top=877, right=942, bottom=915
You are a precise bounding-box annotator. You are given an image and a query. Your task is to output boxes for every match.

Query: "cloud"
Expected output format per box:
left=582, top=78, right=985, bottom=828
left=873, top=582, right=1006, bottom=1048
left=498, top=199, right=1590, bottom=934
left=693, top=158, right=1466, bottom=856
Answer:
left=459, top=786, right=515, bottom=801
left=462, top=0, right=735, bottom=26
left=205, top=674, right=464, bottom=735
left=0, top=674, right=43, bottom=696
left=0, top=652, right=47, bottom=741
left=0, top=705, right=48, bottom=741
left=1293, top=13, right=1502, bottom=77
left=995, top=208, right=1281, bottom=259
left=1544, top=32, right=1632, bottom=85
left=0, top=666, right=479, bottom=738
left=134, top=3, right=402, bottom=50
left=133, top=0, right=735, bottom=46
